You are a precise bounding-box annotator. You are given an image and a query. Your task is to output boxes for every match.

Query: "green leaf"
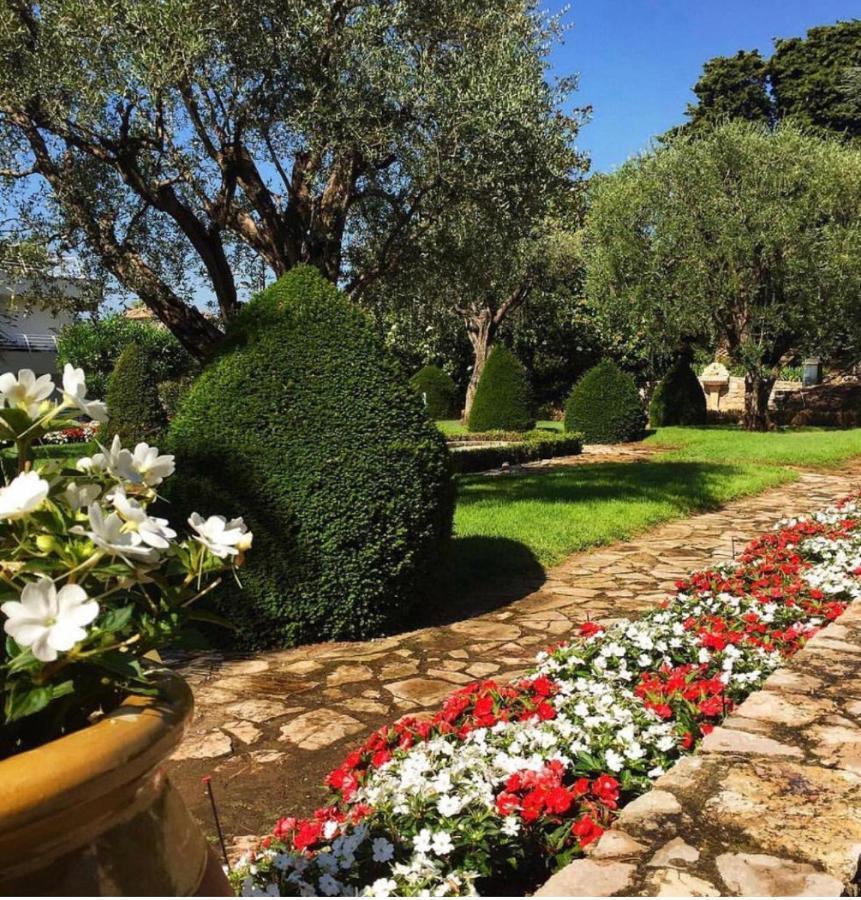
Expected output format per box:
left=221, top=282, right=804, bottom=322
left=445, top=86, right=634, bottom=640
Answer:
left=91, top=650, right=146, bottom=680
left=4, top=684, right=53, bottom=722
left=96, top=605, right=135, bottom=634
left=187, top=608, right=236, bottom=630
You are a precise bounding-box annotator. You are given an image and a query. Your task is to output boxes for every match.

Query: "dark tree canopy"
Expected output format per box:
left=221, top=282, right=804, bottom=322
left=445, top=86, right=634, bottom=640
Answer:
left=681, top=20, right=861, bottom=140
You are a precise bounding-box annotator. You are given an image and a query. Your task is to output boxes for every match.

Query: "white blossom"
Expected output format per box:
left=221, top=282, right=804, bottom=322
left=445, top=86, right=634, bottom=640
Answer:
left=2, top=578, right=98, bottom=662
left=0, top=471, right=50, bottom=520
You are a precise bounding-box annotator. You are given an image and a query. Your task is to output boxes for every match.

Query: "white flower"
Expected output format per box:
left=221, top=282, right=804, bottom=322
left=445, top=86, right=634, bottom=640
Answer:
left=128, top=441, right=175, bottom=486
left=412, top=829, right=432, bottom=854
left=0, top=368, right=54, bottom=418
left=501, top=816, right=520, bottom=837
left=1, top=578, right=98, bottom=662
left=63, top=481, right=101, bottom=511
left=0, top=470, right=50, bottom=520
left=189, top=512, right=253, bottom=558
left=77, top=503, right=159, bottom=563
left=62, top=364, right=108, bottom=422
left=367, top=878, right=398, bottom=897
left=371, top=837, right=395, bottom=864
left=430, top=831, right=454, bottom=857
left=111, top=487, right=176, bottom=549
left=80, top=436, right=175, bottom=488
left=604, top=748, right=625, bottom=772
left=317, top=873, right=342, bottom=896
left=436, top=795, right=462, bottom=816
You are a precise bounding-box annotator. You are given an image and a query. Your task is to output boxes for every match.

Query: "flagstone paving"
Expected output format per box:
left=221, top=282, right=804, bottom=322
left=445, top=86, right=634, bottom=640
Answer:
left=166, top=458, right=861, bottom=855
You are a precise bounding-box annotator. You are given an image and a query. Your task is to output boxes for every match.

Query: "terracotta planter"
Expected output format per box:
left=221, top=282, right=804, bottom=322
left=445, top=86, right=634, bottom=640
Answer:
left=0, top=672, right=232, bottom=896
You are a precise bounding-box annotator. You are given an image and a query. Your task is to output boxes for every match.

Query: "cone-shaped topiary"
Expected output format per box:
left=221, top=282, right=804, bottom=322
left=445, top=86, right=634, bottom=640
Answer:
left=467, top=346, right=534, bottom=433
left=105, top=341, right=168, bottom=446
left=166, top=266, right=454, bottom=648
left=564, top=360, right=645, bottom=443
left=649, top=360, right=707, bottom=427
left=410, top=365, right=458, bottom=420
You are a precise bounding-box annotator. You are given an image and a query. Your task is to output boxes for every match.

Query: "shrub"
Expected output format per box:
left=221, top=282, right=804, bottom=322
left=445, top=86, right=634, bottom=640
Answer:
left=57, top=312, right=195, bottom=398
left=649, top=361, right=707, bottom=427
left=105, top=342, right=168, bottom=446
left=167, top=266, right=454, bottom=648
left=565, top=360, right=645, bottom=443
left=451, top=431, right=583, bottom=474
left=158, top=375, right=195, bottom=420
left=467, top=347, right=534, bottom=433
left=410, top=365, right=458, bottom=419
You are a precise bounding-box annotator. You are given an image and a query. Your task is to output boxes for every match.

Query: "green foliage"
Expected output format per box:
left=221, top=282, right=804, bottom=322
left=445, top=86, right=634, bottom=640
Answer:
left=649, top=361, right=707, bottom=427
left=584, top=120, right=861, bottom=429
left=681, top=21, right=861, bottom=140
left=106, top=342, right=168, bottom=446
left=410, top=365, right=458, bottom=419
left=157, top=376, right=195, bottom=420
left=683, top=51, right=773, bottom=133
left=468, top=347, right=534, bottom=433
left=452, top=431, right=582, bottom=474
left=565, top=361, right=645, bottom=443
left=167, top=266, right=454, bottom=648
left=57, top=313, right=194, bottom=398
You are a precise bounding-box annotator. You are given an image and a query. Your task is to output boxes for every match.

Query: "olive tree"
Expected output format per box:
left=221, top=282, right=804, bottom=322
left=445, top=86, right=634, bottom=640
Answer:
left=584, top=121, right=861, bottom=430
left=0, top=0, right=574, bottom=359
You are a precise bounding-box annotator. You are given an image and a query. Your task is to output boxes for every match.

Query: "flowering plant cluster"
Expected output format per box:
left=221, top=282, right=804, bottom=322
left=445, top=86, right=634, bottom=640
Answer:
left=41, top=420, right=100, bottom=444
left=236, top=498, right=861, bottom=897
left=0, top=366, right=251, bottom=755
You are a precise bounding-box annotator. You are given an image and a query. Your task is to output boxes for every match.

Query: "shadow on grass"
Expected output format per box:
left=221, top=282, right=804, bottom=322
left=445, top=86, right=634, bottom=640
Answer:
left=417, top=459, right=787, bottom=625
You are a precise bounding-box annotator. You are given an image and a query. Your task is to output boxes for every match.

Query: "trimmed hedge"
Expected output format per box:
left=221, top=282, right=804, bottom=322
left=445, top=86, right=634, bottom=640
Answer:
left=649, top=361, right=707, bottom=427
left=564, top=360, right=646, bottom=443
left=468, top=347, right=534, bottom=433
left=106, top=341, right=167, bottom=446
left=167, top=266, right=455, bottom=648
left=410, top=365, right=458, bottom=420
left=451, top=432, right=583, bottom=474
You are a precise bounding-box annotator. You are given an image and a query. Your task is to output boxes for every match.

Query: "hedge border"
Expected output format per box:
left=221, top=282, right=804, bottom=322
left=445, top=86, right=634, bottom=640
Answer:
left=451, top=433, right=583, bottom=474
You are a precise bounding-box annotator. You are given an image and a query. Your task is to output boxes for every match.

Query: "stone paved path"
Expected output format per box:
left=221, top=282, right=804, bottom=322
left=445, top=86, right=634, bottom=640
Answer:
left=166, top=459, right=861, bottom=853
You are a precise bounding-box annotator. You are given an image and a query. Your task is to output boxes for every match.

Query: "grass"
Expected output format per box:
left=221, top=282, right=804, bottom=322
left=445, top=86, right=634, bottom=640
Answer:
left=645, top=425, right=861, bottom=467
left=449, top=425, right=861, bottom=595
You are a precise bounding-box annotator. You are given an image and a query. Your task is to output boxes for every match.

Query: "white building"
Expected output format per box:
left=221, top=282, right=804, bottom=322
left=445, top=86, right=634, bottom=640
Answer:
left=0, top=267, right=81, bottom=376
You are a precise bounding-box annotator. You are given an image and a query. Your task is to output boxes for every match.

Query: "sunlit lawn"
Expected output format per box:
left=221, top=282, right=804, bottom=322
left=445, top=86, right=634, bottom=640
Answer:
left=450, top=426, right=861, bottom=590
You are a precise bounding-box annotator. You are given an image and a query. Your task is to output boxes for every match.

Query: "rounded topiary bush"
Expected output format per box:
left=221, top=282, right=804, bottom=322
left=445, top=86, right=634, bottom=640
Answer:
left=106, top=341, right=167, bottom=446
left=649, top=361, right=707, bottom=427
left=410, top=365, right=458, bottom=420
left=167, top=266, right=454, bottom=649
left=467, top=346, right=534, bottom=433
left=564, top=360, right=645, bottom=443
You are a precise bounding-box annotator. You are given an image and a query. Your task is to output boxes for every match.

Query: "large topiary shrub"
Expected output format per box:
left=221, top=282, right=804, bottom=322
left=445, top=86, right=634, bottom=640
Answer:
left=467, top=346, right=534, bottom=433
left=105, top=341, right=168, bottom=446
left=649, top=360, right=707, bottom=427
left=410, top=365, right=458, bottom=420
left=167, top=266, right=454, bottom=648
left=564, top=360, right=645, bottom=443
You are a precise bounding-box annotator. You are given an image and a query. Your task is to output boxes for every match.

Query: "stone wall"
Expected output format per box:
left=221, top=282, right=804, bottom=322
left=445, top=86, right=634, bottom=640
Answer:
left=536, top=601, right=861, bottom=897
left=697, top=376, right=801, bottom=419
left=772, top=381, right=861, bottom=429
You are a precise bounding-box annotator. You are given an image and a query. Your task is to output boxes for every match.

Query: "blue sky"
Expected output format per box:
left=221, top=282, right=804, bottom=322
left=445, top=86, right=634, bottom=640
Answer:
left=547, top=1, right=859, bottom=172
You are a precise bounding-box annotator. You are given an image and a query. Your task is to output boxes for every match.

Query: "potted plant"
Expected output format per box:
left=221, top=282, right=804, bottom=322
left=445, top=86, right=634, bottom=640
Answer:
left=0, top=365, right=251, bottom=895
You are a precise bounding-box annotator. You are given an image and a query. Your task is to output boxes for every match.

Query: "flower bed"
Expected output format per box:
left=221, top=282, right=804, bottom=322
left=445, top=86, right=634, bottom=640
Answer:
left=235, top=498, right=861, bottom=897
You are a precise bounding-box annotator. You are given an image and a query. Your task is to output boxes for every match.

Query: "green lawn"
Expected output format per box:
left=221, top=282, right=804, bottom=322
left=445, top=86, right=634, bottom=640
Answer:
left=449, top=426, right=861, bottom=595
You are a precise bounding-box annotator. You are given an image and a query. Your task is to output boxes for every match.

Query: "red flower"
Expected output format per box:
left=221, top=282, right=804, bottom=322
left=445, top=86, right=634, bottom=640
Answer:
left=545, top=786, right=573, bottom=815
left=536, top=701, right=557, bottom=721
left=273, top=816, right=296, bottom=840
left=293, top=819, right=323, bottom=851
left=571, top=815, right=604, bottom=847
left=495, top=791, right=520, bottom=816
left=579, top=621, right=604, bottom=637
left=592, top=774, right=620, bottom=808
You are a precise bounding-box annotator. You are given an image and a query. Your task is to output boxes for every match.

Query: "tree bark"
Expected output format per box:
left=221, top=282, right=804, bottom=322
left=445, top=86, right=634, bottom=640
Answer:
left=743, top=372, right=775, bottom=431
left=463, top=310, right=495, bottom=422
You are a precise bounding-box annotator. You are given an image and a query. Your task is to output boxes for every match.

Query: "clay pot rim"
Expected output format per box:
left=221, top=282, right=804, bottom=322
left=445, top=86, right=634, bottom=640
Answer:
left=0, top=669, right=192, bottom=834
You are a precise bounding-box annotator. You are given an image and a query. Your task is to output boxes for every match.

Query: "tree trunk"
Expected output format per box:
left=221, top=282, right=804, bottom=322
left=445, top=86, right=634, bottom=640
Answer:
left=743, top=372, right=775, bottom=431
left=463, top=311, right=495, bottom=423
